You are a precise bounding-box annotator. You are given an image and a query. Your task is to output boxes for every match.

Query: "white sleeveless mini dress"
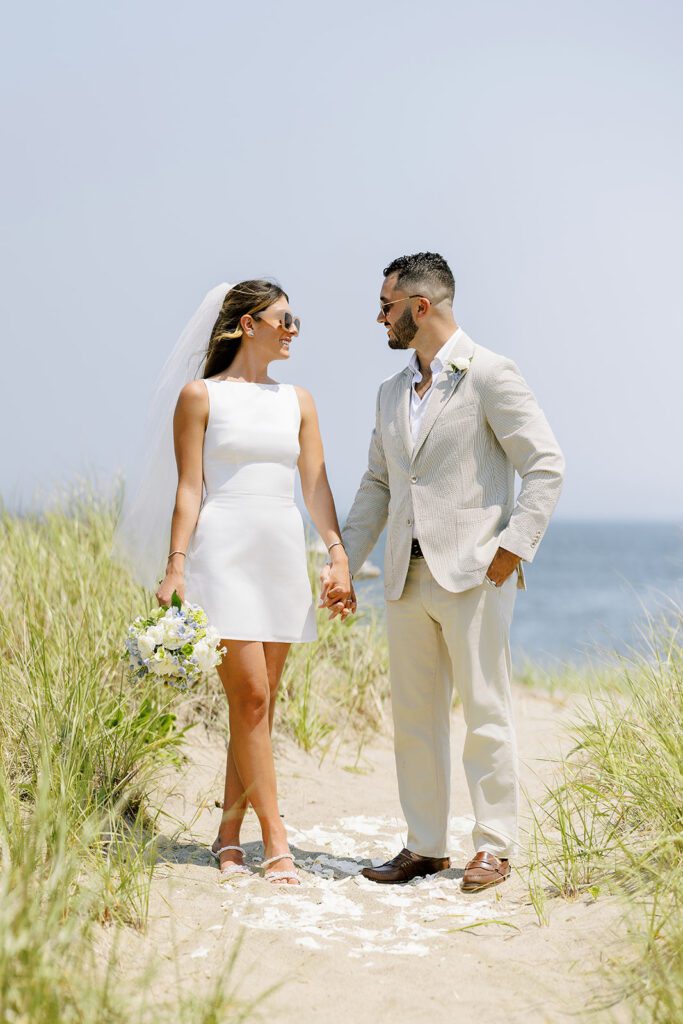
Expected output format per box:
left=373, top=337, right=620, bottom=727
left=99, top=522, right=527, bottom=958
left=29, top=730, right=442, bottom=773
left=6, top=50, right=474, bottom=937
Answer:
left=184, top=380, right=317, bottom=643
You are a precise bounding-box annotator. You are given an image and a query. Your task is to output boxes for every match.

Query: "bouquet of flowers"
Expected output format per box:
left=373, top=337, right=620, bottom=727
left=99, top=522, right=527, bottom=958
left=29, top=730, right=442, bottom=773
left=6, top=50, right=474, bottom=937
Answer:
left=124, top=592, right=226, bottom=690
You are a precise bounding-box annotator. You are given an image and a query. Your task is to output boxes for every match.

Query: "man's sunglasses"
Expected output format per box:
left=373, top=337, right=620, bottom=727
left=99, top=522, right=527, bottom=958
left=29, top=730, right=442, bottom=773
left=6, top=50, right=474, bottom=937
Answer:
left=378, top=294, right=424, bottom=318
left=254, top=310, right=301, bottom=333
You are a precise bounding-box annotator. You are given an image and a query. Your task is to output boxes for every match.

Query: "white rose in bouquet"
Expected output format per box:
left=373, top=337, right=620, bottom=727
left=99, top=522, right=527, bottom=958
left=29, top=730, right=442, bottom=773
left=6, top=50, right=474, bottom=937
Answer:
left=159, top=612, right=187, bottom=651
left=148, top=648, right=180, bottom=677
left=137, top=631, right=157, bottom=661
left=193, top=632, right=222, bottom=676
left=192, top=640, right=213, bottom=675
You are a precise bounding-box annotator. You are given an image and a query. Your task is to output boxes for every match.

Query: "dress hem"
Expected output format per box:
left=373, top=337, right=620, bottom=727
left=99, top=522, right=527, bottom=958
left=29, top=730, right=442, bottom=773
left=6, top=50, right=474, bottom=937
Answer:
left=215, top=632, right=318, bottom=644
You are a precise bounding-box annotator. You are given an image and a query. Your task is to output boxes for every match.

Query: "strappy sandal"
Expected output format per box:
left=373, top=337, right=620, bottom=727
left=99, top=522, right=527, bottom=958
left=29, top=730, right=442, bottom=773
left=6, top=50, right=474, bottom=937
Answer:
left=261, top=852, right=300, bottom=886
left=210, top=843, right=251, bottom=878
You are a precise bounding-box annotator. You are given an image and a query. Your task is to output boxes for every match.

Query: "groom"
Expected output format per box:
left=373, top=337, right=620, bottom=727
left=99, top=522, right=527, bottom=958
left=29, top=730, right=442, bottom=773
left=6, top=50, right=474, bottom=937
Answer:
left=323, top=253, right=564, bottom=891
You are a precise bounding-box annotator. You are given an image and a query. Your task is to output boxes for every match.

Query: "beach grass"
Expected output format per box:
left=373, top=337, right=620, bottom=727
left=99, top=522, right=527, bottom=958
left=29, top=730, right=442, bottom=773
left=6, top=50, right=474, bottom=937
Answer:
left=5, top=484, right=678, bottom=1022
left=277, top=547, right=390, bottom=754
left=0, top=487, right=254, bottom=1021
left=515, top=657, right=626, bottom=697
left=526, top=617, right=683, bottom=1022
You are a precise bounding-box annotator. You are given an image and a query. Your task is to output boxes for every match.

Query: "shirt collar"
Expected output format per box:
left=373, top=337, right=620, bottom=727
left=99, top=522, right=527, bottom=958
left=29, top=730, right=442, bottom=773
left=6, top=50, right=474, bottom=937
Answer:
left=408, top=328, right=463, bottom=381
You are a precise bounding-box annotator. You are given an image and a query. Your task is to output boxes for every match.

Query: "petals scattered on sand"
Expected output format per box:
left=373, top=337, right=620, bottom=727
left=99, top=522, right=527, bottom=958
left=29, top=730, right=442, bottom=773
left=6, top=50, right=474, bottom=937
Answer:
left=218, top=815, right=513, bottom=958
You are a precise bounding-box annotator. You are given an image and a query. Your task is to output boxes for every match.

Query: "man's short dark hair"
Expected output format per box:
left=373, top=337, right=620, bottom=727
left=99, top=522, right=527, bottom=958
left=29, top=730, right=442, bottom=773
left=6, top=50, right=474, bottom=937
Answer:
left=383, top=252, right=455, bottom=304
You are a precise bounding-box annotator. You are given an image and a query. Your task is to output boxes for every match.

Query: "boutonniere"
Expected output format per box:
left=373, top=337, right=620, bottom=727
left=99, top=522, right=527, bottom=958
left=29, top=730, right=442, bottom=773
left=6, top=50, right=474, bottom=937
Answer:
left=447, top=356, right=471, bottom=374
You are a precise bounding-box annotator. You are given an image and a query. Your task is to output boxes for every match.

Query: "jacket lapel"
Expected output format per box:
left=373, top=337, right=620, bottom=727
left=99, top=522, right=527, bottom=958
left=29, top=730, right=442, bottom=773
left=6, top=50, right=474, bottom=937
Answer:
left=395, top=368, right=413, bottom=457
left=410, top=331, right=475, bottom=463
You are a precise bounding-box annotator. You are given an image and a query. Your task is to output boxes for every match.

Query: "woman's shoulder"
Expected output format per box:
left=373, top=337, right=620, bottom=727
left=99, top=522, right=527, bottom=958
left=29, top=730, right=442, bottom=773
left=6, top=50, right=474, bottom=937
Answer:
left=292, top=383, right=314, bottom=403
left=176, top=379, right=209, bottom=409
left=292, top=384, right=317, bottom=415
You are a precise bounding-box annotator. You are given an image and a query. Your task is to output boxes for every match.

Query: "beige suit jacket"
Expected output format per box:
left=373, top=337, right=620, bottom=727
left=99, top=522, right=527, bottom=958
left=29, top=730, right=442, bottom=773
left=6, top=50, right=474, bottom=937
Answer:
left=342, top=330, right=565, bottom=599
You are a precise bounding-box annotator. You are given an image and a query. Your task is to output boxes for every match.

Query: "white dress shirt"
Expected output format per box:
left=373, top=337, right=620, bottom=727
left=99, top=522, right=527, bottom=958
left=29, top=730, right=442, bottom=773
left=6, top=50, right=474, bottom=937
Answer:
left=408, top=329, right=463, bottom=445
left=407, top=329, right=462, bottom=538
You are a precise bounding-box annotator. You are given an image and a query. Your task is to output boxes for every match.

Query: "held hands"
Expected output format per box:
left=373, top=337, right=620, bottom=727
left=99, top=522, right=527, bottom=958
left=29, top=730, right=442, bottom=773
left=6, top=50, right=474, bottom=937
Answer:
left=485, top=546, right=521, bottom=587
left=319, top=561, right=356, bottom=621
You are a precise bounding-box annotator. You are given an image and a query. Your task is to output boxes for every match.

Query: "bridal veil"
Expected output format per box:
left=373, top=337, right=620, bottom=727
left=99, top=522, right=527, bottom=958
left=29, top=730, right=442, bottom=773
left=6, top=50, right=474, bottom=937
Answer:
left=112, top=283, right=232, bottom=590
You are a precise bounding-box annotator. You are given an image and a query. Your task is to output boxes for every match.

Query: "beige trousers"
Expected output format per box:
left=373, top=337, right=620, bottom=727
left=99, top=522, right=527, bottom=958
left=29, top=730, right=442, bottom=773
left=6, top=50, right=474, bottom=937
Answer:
left=385, top=556, right=519, bottom=860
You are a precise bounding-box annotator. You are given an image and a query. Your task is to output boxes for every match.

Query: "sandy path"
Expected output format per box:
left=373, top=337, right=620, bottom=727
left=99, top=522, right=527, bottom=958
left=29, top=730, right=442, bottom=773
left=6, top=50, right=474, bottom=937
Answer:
left=114, top=688, right=629, bottom=1024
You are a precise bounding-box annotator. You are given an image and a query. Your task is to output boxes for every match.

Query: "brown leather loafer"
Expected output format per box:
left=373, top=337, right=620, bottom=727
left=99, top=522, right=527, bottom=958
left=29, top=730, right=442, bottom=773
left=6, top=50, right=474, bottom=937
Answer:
left=361, top=848, right=450, bottom=884
left=461, top=851, right=511, bottom=892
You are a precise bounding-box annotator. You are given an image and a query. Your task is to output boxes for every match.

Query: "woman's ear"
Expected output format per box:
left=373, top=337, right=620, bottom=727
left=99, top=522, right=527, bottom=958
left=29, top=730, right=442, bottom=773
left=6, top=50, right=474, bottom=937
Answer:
left=240, top=314, right=255, bottom=337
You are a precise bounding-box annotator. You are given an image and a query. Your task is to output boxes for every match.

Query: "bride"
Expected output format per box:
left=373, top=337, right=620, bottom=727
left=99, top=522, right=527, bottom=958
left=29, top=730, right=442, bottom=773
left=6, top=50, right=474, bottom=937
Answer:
left=116, top=280, right=355, bottom=885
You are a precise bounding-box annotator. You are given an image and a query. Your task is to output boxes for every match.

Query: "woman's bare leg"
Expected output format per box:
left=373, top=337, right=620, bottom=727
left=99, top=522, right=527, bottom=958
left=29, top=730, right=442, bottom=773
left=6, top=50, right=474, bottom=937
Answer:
left=264, top=642, right=291, bottom=731
left=215, top=744, right=248, bottom=863
left=216, top=640, right=294, bottom=880
left=216, top=643, right=290, bottom=861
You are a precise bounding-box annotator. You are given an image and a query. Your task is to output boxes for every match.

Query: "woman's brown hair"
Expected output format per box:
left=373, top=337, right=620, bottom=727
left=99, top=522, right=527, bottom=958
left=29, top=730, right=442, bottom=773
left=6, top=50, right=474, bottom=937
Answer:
left=203, top=279, right=288, bottom=378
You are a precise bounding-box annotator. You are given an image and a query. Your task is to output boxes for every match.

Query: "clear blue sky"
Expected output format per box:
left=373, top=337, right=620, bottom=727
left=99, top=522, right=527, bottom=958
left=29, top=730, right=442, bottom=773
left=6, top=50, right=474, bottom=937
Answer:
left=2, top=0, right=681, bottom=519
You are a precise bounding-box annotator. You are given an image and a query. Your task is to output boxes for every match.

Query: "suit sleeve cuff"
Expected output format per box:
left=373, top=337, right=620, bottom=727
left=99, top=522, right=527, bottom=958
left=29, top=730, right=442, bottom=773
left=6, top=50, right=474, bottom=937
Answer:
left=497, top=529, right=539, bottom=563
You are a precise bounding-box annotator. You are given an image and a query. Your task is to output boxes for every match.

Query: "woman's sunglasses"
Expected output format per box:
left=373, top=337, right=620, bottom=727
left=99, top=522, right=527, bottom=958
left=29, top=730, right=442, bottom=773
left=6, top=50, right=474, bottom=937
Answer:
left=254, top=311, right=301, bottom=333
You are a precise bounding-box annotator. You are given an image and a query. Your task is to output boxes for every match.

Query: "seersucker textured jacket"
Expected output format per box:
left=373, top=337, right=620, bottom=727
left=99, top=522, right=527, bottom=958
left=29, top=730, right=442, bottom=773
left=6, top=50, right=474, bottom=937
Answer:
left=342, top=329, right=565, bottom=600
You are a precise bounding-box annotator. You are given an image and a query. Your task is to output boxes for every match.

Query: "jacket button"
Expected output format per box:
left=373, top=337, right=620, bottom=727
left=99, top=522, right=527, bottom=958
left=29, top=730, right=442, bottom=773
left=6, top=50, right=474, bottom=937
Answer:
left=410, top=475, right=417, bottom=483
left=407, top=518, right=412, bottom=526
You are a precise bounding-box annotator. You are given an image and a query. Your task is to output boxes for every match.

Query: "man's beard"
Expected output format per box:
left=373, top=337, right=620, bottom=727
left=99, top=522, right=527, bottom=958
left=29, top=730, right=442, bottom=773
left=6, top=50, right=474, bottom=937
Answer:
left=387, top=307, right=418, bottom=349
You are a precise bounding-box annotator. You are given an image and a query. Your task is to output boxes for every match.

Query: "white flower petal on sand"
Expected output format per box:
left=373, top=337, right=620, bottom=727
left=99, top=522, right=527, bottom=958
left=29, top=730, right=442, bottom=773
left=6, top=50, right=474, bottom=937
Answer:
left=218, top=815, right=514, bottom=959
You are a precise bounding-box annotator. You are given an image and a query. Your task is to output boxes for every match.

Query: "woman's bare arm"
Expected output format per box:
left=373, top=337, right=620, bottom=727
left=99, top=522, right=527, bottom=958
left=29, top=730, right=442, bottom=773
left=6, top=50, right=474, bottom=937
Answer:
left=295, top=386, right=355, bottom=619
left=155, top=380, right=208, bottom=605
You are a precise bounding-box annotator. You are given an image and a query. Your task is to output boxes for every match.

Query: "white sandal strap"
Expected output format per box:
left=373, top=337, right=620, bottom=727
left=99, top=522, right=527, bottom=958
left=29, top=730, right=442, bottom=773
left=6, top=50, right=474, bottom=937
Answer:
left=264, top=870, right=299, bottom=883
left=215, top=845, right=245, bottom=856
left=220, top=863, right=250, bottom=876
left=261, top=852, right=293, bottom=869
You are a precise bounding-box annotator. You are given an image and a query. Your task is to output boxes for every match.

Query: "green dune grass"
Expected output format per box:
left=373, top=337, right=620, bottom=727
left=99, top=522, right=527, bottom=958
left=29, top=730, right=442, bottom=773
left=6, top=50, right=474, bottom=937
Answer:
left=0, top=489, right=250, bottom=1022
left=527, top=620, right=683, bottom=1021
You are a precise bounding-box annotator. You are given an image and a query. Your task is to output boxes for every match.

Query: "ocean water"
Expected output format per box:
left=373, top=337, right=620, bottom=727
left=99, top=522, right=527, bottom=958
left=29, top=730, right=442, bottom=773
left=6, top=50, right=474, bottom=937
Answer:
left=351, top=522, right=683, bottom=667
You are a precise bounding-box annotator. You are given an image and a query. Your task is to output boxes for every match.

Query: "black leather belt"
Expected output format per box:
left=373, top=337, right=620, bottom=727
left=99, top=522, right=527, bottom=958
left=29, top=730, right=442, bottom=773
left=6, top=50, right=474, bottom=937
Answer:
left=410, top=539, right=424, bottom=559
